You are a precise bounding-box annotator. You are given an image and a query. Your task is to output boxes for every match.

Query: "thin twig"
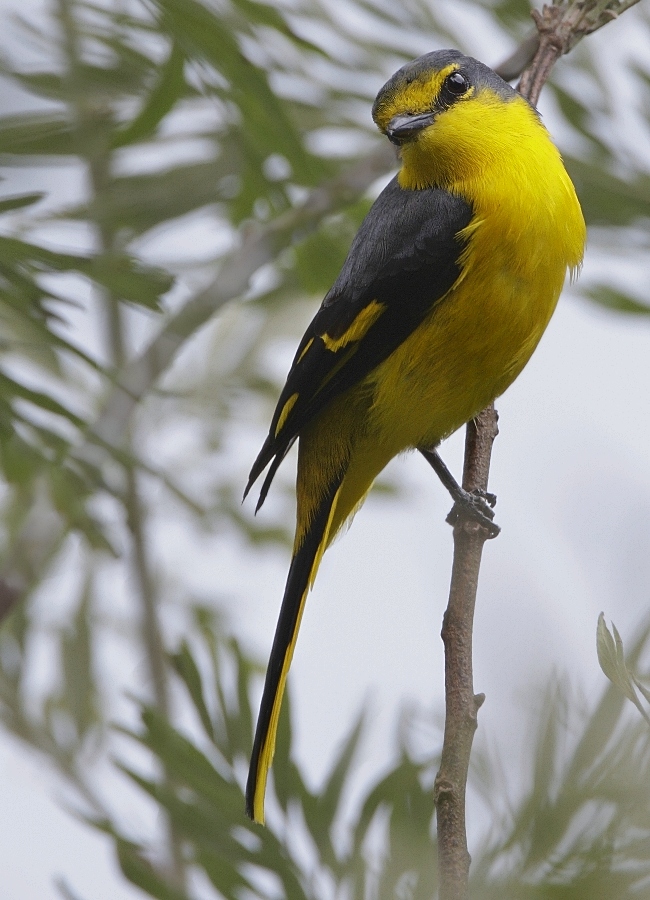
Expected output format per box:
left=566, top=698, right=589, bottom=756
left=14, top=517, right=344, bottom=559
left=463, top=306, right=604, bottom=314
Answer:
left=519, top=0, right=643, bottom=105
left=434, top=1, right=641, bottom=897
left=124, top=465, right=170, bottom=715
left=434, top=410, right=496, bottom=900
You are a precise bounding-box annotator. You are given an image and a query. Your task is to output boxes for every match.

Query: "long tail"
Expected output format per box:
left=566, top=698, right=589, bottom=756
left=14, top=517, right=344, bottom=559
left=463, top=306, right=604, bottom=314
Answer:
left=245, top=474, right=344, bottom=823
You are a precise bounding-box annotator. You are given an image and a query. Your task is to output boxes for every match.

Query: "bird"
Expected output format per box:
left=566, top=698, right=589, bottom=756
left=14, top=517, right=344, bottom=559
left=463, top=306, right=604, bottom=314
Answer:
left=244, top=48, right=585, bottom=824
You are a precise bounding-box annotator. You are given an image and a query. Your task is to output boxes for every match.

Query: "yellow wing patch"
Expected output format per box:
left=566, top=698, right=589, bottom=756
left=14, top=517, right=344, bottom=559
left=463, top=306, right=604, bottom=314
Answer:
left=275, top=392, right=299, bottom=437
left=322, top=300, right=385, bottom=352
left=297, top=338, right=313, bottom=363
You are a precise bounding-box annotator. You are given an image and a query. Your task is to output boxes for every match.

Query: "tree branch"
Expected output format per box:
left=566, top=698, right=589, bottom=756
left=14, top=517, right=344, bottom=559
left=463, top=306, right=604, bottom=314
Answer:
left=435, top=411, right=496, bottom=900
left=434, top=1, right=640, bottom=896
left=519, top=0, right=643, bottom=105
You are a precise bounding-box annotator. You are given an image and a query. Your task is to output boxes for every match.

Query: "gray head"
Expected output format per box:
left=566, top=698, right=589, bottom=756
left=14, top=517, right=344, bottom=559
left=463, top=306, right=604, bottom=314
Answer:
left=372, top=50, right=522, bottom=144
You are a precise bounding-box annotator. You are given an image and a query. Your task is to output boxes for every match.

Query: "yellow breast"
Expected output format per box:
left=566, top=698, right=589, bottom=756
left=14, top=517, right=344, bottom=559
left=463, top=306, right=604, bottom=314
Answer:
left=368, top=91, right=585, bottom=452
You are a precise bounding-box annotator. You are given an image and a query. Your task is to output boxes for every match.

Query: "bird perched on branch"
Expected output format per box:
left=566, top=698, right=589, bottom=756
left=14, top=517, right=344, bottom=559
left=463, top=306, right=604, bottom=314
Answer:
left=244, top=49, right=585, bottom=824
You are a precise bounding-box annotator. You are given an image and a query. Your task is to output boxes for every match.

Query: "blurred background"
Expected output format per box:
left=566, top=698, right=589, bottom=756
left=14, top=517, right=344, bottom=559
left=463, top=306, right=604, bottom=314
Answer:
left=0, top=0, right=649, bottom=897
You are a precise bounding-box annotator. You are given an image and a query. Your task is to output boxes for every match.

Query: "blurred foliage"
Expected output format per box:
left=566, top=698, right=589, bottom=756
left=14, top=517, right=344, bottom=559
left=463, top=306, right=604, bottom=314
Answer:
left=598, top=614, right=650, bottom=727
left=106, top=621, right=650, bottom=900
left=0, top=0, right=646, bottom=896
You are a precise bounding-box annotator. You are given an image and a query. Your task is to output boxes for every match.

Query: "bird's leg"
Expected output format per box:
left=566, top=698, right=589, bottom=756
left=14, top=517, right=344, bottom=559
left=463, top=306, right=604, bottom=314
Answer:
left=419, top=448, right=500, bottom=537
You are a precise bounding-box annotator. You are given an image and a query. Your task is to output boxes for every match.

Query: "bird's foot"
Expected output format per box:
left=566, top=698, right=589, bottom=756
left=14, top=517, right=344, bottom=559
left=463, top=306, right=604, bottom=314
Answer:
left=445, top=488, right=500, bottom=537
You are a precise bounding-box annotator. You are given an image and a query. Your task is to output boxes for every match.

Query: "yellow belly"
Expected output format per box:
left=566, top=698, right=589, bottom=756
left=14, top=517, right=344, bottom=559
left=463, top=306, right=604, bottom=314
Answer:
left=367, top=241, right=566, bottom=452
left=297, top=227, right=568, bottom=545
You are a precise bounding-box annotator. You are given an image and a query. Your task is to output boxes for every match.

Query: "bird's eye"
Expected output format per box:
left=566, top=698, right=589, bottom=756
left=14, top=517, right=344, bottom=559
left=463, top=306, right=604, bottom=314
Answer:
left=445, top=71, right=469, bottom=95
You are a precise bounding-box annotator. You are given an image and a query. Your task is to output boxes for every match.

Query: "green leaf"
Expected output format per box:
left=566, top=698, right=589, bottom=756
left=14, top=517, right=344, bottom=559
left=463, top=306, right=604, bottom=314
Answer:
left=70, top=161, right=223, bottom=236
left=293, top=224, right=353, bottom=295
left=0, top=193, right=45, bottom=213
left=194, top=848, right=247, bottom=897
left=583, top=286, right=650, bottom=317
left=117, top=766, right=240, bottom=849
left=0, top=428, right=40, bottom=484
left=597, top=614, right=650, bottom=726
left=82, top=255, right=173, bottom=309
left=551, top=85, right=612, bottom=159
left=207, top=636, right=256, bottom=762
left=0, top=113, right=75, bottom=158
left=229, top=0, right=325, bottom=53
left=170, top=641, right=215, bottom=740
left=112, top=44, right=187, bottom=148
left=45, top=464, right=114, bottom=553
left=271, top=693, right=312, bottom=816
left=0, top=235, right=172, bottom=308
left=233, top=639, right=254, bottom=754
left=0, top=235, right=89, bottom=272
left=566, top=156, right=650, bottom=226
left=11, top=72, right=67, bottom=102
left=59, top=578, right=97, bottom=740
left=116, top=839, right=190, bottom=900
left=152, top=0, right=328, bottom=187
left=0, top=371, right=85, bottom=428
left=130, top=705, right=243, bottom=817
left=318, top=708, right=365, bottom=830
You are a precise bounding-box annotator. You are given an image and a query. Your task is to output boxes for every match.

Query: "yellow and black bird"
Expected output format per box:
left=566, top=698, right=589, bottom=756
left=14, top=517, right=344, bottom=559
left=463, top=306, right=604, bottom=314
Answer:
left=244, top=49, right=585, bottom=823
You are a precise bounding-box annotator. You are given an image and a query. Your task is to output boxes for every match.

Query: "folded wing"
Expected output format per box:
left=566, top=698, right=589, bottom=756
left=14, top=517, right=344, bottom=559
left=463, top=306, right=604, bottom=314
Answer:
left=245, top=177, right=474, bottom=509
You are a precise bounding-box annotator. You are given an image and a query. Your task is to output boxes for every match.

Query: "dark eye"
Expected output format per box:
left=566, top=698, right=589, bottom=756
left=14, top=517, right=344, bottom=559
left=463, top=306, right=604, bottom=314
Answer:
left=445, top=71, right=469, bottom=95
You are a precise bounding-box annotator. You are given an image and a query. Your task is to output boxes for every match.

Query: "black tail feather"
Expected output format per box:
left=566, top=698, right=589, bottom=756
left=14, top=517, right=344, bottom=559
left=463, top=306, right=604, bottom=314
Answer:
left=244, top=435, right=297, bottom=512
left=245, top=471, right=344, bottom=822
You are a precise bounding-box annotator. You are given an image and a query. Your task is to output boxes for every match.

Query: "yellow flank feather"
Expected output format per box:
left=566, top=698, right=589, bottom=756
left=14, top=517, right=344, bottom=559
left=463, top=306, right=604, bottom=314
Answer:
left=246, top=49, right=586, bottom=824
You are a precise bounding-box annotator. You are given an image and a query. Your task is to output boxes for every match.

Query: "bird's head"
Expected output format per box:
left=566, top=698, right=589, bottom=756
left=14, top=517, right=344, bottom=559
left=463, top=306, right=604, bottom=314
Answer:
left=372, top=50, right=536, bottom=189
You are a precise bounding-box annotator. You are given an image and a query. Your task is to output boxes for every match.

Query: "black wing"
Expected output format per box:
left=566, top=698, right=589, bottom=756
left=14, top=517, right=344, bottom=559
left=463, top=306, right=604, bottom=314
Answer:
left=246, top=176, right=473, bottom=508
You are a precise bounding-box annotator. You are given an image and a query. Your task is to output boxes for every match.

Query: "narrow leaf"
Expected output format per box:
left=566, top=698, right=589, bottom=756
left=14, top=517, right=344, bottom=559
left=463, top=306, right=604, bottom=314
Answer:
left=0, top=193, right=45, bottom=213
left=112, top=44, right=187, bottom=148
left=170, top=641, right=215, bottom=740
left=116, top=840, right=190, bottom=900
left=597, top=614, right=650, bottom=726
left=584, top=286, right=650, bottom=317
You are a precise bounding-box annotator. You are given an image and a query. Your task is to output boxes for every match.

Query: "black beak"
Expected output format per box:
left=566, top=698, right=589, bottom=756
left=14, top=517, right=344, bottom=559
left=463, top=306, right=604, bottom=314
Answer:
left=386, top=111, right=437, bottom=145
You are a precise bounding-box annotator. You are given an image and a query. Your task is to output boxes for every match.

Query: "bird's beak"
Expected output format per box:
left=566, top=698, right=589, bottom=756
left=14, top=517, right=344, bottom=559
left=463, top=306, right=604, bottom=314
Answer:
left=386, top=111, right=436, bottom=145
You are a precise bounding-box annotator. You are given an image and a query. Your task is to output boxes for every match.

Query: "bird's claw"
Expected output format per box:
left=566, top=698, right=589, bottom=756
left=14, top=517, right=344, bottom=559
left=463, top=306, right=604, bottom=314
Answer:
left=445, top=489, right=500, bottom=537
